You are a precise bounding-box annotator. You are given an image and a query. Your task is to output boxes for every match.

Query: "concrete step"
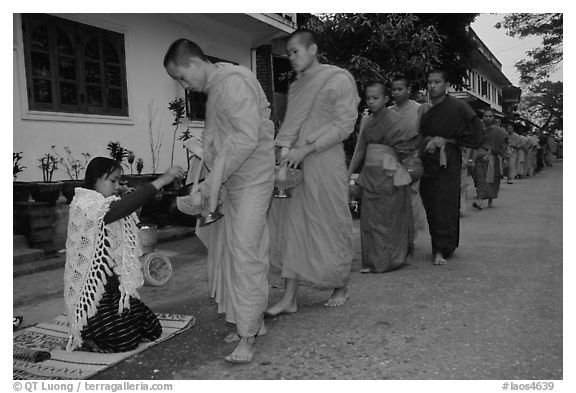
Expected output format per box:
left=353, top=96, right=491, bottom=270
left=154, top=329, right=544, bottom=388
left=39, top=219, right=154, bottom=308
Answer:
left=13, top=248, right=46, bottom=266
left=13, top=254, right=66, bottom=279
left=13, top=235, right=29, bottom=250
left=12, top=226, right=196, bottom=278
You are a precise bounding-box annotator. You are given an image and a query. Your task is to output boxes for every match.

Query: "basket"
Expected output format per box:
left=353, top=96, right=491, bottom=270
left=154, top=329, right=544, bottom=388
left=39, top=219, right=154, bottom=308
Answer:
left=138, top=225, right=158, bottom=254
left=141, top=251, right=173, bottom=287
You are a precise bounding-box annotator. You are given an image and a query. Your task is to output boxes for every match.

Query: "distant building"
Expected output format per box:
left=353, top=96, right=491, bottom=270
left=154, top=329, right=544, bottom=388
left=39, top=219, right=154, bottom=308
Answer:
left=451, top=27, right=521, bottom=118
left=13, top=13, right=296, bottom=181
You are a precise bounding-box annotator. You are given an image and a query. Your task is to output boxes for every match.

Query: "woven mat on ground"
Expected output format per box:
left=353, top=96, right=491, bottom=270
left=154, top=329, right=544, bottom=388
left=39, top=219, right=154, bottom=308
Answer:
left=13, top=313, right=195, bottom=380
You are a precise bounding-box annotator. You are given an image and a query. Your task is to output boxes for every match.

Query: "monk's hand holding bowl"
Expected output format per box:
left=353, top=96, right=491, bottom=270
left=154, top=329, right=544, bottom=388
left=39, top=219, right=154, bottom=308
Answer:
left=282, top=144, right=315, bottom=168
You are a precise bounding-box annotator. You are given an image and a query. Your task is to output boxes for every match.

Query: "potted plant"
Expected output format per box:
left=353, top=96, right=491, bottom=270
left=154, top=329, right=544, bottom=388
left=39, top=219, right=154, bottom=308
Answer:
left=107, top=141, right=129, bottom=167
left=13, top=152, right=33, bottom=202
left=53, top=146, right=90, bottom=203
left=31, top=148, right=62, bottom=205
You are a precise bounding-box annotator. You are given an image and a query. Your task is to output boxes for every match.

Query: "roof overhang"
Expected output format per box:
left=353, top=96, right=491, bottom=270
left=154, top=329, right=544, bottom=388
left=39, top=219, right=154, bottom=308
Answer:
left=201, top=13, right=295, bottom=47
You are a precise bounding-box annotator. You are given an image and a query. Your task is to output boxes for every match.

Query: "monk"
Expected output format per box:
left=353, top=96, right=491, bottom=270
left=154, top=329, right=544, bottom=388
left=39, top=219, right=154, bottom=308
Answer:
left=418, top=69, right=484, bottom=266
left=348, top=81, right=420, bottom=273
left=504, top=120, right=521, bottom=184
left=164, top=39, right=275, bottom=364
left=471, top=109, right=508, bottom=210
left=267, top=30, right=359, bottom=315
left=390, top=75, right=427, bottom=236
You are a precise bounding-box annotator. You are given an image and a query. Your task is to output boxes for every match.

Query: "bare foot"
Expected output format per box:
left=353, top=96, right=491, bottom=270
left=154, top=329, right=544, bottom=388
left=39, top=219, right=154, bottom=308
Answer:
left=265, top=299, right=297, bottom=317
left=224, top=322, right=267, bottom=343
left=324, top=286, right=349, bottom=307
left=224, top=336, right=256, bottom=364
left=433, top=253, right=447, bottom=265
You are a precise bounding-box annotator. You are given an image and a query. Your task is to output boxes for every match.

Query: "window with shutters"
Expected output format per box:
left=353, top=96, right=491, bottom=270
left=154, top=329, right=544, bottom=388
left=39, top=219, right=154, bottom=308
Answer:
left=21, top=13, right=128, bottom=116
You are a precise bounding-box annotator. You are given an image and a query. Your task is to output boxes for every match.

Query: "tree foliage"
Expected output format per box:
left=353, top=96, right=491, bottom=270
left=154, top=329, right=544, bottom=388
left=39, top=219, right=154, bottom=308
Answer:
left=517, top=81, right=562, bottom=134
left=495, top=13, right=563, bottom=84
left=300, top=13, right=479, bottom=94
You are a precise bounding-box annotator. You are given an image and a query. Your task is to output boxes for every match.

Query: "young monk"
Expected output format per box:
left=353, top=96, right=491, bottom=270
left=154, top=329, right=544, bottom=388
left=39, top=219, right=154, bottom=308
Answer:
left=390, top=75, right=427, bottom=236
left=164, top=39, right=275, bottom=364
left=418, top=69, right=484, bottom=265
left=347, top=81, right=420, bottom=273
left=504, top=120, right=521, bottom=184
left=267, top=30, right=359, bottom=315
left=471, top=109, right=509, bottom=210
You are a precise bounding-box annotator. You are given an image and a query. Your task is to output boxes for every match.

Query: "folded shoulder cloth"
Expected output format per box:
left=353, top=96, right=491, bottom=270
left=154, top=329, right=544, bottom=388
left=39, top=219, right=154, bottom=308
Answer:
left=425, top=136, right=457, bottom=168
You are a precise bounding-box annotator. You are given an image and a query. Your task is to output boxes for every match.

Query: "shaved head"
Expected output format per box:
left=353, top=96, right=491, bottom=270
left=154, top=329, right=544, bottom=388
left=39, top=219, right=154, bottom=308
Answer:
left=163, top=38, right=208, bottom=68
left=287, top=30, right=317, bottom=48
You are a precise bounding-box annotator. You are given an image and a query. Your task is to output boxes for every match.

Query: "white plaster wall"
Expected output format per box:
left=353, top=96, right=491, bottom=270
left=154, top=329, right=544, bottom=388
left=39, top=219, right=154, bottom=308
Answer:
left=13, top=13, right=253, bottom=181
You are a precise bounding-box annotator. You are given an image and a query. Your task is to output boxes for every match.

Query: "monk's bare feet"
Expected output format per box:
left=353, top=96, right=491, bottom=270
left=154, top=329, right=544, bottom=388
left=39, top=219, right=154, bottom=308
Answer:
left=224, top=336, right=256, bottom=364
left=324, top=286, right=349, bottom=307
left=265, top=299, right=297, bottom=317
left=224, top=322, right=267, bottom=343
left=433, top=253, right=447, bottom=265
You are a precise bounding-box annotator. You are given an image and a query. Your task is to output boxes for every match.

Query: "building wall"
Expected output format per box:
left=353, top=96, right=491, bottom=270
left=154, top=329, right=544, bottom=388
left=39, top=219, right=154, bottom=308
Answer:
left=13, top=13, right=254, bottom=181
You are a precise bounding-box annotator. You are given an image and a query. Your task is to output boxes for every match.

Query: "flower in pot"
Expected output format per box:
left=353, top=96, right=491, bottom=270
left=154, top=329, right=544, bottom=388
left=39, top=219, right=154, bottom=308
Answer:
left=53, top=146, right=90, bottom=203
left=31, top=149, right=62, bottom=205
left=127, top=150, right=135, bottom=175
left=136, top=158, right=144, bottom=175
left=13, top=152, right=33, bottom=203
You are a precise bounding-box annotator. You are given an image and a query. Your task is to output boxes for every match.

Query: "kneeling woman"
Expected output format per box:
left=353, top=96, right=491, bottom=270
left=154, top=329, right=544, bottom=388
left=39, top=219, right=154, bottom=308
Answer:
left=64, top=157, right=184, bottom=352
left=348, top=81, right=420, bottom=273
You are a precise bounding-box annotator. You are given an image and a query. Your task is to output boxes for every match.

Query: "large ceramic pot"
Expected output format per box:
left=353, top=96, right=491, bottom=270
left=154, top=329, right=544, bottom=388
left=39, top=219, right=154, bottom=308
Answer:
left=61, top=180, right=84, bottom=204
left=30, top=182, right=62, bottom=205
left=13, top=182, right=34, bottom=203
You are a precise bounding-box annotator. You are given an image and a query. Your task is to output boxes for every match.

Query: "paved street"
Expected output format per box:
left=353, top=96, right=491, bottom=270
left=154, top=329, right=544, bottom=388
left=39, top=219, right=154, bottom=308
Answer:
left=13, top=162, right=563, bottom=380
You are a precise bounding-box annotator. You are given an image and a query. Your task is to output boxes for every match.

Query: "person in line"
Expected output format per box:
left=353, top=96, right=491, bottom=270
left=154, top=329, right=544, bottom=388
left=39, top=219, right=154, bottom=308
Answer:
left=545, top=133, right=557, bottom=167
left=471, top=109, right=509, bottom=210
left=418, top=69, right=484, bottom=265
left=536, top=131, right=548, bottom=172
left=516, top=132, right=529, bottom=179
left=64, top=157, right=184, bottom=353
left=389, top=75, right=428, bottom=236
left=460, top=148, right=474, bottom=216
left=504, top=120, right=521, bottom=184
left=347, top=81, right=420, bottom=273
left=266, top=30, right=359, bottom=315
left=164, top=39, right=276, bottom=364
left=524, top=130, right=539, bottom=177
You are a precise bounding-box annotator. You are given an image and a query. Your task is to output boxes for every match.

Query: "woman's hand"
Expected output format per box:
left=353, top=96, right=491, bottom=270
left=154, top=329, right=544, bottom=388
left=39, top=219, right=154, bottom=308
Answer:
left=152, top=166, right=185, bottom=190
left=281, top=145, right=315, bottom=168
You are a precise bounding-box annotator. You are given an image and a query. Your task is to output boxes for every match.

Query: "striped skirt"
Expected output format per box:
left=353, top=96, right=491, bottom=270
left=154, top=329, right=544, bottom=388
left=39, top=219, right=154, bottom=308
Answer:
left=80, top=272, right=161, bottom=353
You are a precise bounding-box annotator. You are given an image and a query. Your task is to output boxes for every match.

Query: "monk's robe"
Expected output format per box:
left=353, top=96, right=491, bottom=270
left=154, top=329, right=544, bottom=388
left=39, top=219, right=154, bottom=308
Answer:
left=419, top=94, right=484, bottom=258
left=526, top=135, right=539, bottom=176
left=196, top=63, right=275, bottom=338
left=473, top=125, right=508, bottom=200
left=507, top=132, right=521, bottom=179
left=546, top=136, right=557, bottom=167
left=351, top=107, right=420, bottom=272
left=391, top=100, right=428, bottom=233
left=269, top=64, right=359, bottom=288
left=517, top=135, right=530, bottom=177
